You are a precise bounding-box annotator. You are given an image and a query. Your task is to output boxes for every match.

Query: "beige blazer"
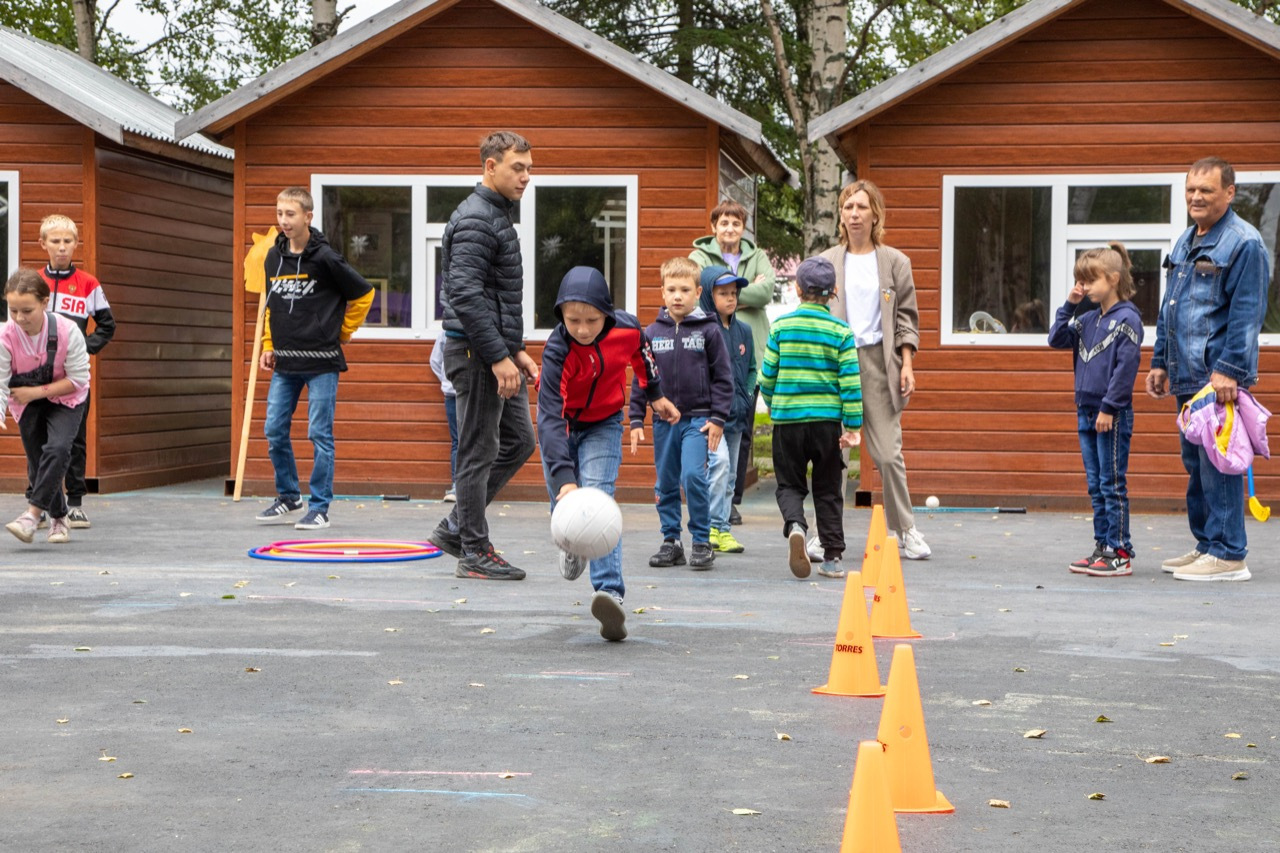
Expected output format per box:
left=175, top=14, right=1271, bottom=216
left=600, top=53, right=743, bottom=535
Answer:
left=818, top=243, right=921, bottom=413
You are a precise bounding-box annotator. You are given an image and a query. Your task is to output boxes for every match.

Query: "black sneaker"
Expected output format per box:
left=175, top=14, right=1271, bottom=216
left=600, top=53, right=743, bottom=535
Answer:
left=649, top=539, right=686, bottom=567
left=1069, top=542, right=1105, bottom=573
left=455, top=545, right=526, bottom=581
left=590, top=591, right=627, bottom=641
left=256, top=497, right=302, bottom=523
left=66, top=507, right=91, bottom=529
left=1083, top=549, right=1132, bottom=577
left=689, top=541, right=715, bottom=570
left=428, top=521, right=463, bottom=558
left=729, top=506, right=743, bottom=526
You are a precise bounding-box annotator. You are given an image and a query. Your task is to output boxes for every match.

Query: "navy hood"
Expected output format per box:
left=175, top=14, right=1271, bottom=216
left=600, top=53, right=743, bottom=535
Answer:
left=554, top=266, right=618, bottom=339
left=699, top=264, right=748, bottom=318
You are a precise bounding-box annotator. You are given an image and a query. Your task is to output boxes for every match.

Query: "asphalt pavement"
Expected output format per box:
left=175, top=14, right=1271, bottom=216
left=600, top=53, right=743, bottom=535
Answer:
left=1, top=480, right=1276, bottom=852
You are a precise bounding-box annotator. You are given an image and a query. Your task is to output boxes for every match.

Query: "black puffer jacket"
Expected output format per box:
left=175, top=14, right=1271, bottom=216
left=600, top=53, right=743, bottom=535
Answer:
left=441, top=184, right=525, bottom=365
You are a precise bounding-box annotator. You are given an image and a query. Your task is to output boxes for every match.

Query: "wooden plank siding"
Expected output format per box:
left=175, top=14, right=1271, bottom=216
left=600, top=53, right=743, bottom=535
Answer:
left=840, top=0, right=1280, bottom=508
left=92, top=147, right=234, bottom=490
left=231, top=0, right=719, bottom=501
left=0, top=82, right=86, bottom=491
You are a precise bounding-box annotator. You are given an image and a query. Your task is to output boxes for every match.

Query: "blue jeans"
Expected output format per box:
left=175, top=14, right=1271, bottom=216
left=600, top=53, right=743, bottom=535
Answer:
left=708, top=428, right=742, bottom=531
left=264, top=371, right=338, bottom=514
left=543, top=419, right=625, bottom=601
left=652, top=416, right=712, bottom=543
left=1176, top=395, right=1247, bottom=560
left=444, top=393, right=458, bottom=488
left=1077, top=406, right=1133, bottom=553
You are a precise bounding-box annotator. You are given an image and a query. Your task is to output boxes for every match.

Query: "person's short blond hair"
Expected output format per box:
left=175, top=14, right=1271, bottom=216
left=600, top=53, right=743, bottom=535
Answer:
left=659, top=256, right=701, bottom=284
left=837, top=180, right=887, bottom=247
left=277, top=186, right=314, bottom=213
left=40, top=214, right=78, bottom=241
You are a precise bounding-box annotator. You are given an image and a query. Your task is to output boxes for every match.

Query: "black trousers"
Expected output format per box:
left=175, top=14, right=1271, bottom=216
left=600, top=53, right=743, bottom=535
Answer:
left=771, top=420, right=847, bottom=559
left=18, top=399, right=87, bottom=519
left=732, top=388, right=758, bottom=505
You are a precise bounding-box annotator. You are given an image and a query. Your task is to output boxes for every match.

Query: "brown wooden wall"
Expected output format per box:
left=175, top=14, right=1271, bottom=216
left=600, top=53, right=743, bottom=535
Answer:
left=0, top=82, right=87, bottom=491
left=231, top=0, right=719, bottom=500
left=93, top=147, right=234, bottom=491
left=837, top=0, right=1280, bottom=507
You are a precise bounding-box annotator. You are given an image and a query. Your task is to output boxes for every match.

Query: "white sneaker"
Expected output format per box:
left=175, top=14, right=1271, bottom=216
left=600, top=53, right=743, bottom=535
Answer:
left=806, top=535, right=824, bottom=562
left=1160, top=550, right=1202, bottom=573
left=558, top=548, right=587, bottom=581
left=787, top=523, right=810, bottom=579
left=898, top=527, right=931, bottom=560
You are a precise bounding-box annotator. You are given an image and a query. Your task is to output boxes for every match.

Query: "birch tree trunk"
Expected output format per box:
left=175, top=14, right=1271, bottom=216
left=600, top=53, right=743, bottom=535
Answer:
left=801, top=0, right=847, bottom=254
left=311, top=0, right=340, bottom=45
left=71, top=0, right=95, bottom=61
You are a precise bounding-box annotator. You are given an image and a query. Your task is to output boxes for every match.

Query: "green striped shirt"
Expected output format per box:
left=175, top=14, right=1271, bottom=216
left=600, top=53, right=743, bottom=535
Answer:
left=760, top=303, right=862, bottom=428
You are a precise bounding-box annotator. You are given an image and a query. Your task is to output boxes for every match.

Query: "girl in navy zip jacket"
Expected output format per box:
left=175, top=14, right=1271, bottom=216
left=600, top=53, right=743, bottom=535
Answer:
left=538, top=266, right=678, bottom=641
left=1048, top=242, right=1143, bottom=577
left=628, top=257, right=734, bottom=571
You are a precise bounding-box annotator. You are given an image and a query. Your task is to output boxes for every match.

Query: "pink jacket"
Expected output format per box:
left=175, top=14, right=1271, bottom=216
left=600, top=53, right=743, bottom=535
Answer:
left=1, top=312, right=90, bottom=422
left=1178, top=384, right=1271, bottom=475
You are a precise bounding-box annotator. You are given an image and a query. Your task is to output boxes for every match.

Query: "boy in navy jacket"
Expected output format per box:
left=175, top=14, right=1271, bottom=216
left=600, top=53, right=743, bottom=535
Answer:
left=629, top=257, right=734, bottom=570
left=698, top=265, right=755, bottom=554
left=539, top=267, right=678, bottom=641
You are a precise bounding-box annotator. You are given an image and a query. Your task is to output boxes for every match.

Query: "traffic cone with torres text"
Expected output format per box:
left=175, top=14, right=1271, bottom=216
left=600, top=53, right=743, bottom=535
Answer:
left=812, top=570, right=884, bottom=697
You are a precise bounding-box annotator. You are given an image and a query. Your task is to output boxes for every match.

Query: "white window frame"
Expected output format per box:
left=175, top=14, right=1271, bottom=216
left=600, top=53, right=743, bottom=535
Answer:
left=941, top=171, right=1280, bottom=347
left=312, top=173, right=639, bottom=342
left=0, top=171, right=18, bottom=276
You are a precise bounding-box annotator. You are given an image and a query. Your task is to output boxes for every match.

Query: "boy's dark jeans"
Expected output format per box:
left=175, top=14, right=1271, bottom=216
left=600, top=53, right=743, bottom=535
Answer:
left=19, top=399, right=87, bottom=519
left=1077, top=406, right=1133, bottom=553
left=772, top=420, right=847, bottom=559
left=443, top=338, right=536, bottom=554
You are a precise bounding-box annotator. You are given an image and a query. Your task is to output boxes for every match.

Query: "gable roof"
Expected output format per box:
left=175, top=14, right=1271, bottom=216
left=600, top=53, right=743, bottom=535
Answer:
left=176, top=0, right=793, bottom=185
left=0, top=26, right=231, bottom=162
left=808, top=0, right=1280, bottom=149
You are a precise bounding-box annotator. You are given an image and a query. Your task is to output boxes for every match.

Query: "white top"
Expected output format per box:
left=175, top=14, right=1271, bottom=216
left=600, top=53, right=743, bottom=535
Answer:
left=842, top=251, right=883, bottom=348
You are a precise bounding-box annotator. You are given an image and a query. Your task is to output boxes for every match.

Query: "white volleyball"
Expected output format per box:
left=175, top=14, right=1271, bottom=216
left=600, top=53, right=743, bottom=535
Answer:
left=550, top=487, right=623, bottom=560
left=925, top=495, right=940, bottom=509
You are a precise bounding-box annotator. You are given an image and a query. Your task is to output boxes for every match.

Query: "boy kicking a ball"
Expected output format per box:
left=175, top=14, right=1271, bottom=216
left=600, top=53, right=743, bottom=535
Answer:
left=539, top=266, right=678, bottom=640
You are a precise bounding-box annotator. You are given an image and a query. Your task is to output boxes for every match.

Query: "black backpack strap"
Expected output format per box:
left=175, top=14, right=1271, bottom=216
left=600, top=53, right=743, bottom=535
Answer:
left=45, top=312, right=58, bottom=363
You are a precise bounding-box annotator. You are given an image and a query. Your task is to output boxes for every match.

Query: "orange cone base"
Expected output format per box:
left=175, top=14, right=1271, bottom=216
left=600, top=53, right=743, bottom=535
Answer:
left=894, top=789, right=954, bottom=814
left=871, top=628, right=922, bottom=640
left=812, top=682, right=886, bottom=698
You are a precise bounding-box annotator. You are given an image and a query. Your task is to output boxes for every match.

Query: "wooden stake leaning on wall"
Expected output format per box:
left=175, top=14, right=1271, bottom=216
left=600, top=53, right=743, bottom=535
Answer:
left=234, top=227, right=277, bottom=501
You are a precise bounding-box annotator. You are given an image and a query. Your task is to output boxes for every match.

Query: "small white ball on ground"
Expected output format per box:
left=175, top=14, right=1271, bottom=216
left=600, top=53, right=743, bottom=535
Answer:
left=550, top=487, right=623, bottom=560
left=925, top=495, right=940, bottom=509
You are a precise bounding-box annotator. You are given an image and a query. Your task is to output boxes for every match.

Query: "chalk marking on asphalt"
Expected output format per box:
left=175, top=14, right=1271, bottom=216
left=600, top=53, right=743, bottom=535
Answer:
left=645, top=621, right=753, bottom=628
left=646, top=607, right=734, bottom=614
left=246, top=594, right=453, bottom=606
left=13, top=644, right=375, bottom=659
left=344, top=788, right=530, bottom=800
left=505, top=674, right=618, bottom=681
left=539, top=671, right=632, bottom=676
left=350, top=770, right=533, bottom=777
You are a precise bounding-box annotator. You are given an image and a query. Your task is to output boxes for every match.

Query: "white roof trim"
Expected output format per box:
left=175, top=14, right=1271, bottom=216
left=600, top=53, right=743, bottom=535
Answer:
left=808, top=0, right=1280, bottom=144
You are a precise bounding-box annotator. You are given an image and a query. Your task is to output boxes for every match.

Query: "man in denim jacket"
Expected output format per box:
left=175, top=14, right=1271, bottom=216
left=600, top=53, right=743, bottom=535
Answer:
left=1146, top=157, right=1269, bottom=582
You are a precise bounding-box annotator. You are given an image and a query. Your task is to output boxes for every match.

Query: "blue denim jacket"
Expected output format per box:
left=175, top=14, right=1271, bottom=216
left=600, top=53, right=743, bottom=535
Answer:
left=1151, top=208, right=1269, bottom=396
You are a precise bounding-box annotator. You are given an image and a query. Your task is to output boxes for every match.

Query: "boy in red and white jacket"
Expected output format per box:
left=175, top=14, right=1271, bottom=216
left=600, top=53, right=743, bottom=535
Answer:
left=38, top=214, right=115, bottom=529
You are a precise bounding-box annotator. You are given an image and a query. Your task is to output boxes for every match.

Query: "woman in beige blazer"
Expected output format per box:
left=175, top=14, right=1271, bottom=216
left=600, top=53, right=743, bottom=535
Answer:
left=818, top=179, right=930, bottom=559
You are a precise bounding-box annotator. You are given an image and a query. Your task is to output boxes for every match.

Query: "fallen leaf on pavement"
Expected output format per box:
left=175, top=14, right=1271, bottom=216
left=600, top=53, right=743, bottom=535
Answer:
left=1095, top=715, right=1113, bottom=723
left=117, top=773, right=133, bottom=779
left=973, top=700, right=992, bottom=706
left=56, top=718, right=69, bottom=724
left=480, top=628, right=496, bottom=635
left=1087, top=792, right=1106, bottom=800
left=1144, top=756, right=1171, bottom=764
left=988, top=799, right=1010, bottom=809
left=468, top=682, right=484, bottom=688
left=730, top=808, right=761, bottom=816
left=454, top=598, right=467, bottom=604
left=776, top=732, right=792, bottom=741
left=732, top=674, right=750, bottom=680
left=1232, top=772, right=1248, bottom=780
left=387, top=680, right=403, bottom=686
left=632, top=607, right=646, bottom=614
left=74, top=647, right=92, bottom=652
left=1023, top=729, right=1047, bottom=739
left=178, top=728, right=193, bottom=734
left=244, top=667, right=260, bottom=673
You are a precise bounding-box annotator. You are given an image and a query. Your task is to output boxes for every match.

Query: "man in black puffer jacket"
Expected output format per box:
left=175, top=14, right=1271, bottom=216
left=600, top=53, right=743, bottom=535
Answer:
left=429, top=131, right=539, bottom=581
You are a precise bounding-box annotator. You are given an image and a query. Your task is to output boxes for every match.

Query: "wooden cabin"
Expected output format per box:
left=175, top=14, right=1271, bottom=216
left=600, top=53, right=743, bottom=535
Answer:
left=177, top=0, right=789, bottom=502
left=808, top=0, right=1280, bottom=509
left=0, top=27, right=234, bottom=493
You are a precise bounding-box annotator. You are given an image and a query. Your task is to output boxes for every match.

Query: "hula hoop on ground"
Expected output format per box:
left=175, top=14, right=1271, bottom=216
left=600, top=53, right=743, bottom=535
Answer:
left=248, top=539, right=444, bottom=563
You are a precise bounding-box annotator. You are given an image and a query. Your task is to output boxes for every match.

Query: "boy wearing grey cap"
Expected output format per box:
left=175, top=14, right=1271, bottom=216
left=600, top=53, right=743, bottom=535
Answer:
left=760, top=257, right=863, bottom=579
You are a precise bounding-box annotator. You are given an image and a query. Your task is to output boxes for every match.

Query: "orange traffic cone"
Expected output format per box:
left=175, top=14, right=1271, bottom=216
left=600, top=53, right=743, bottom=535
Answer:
left=812, top=571, right=884, bottom=697
left=869, top=538, right=921, bottom=639
left=861, top=505, right=888, bottom=588
left=877, top=644, right=953, bottom=814
left=840, top=740, right=902, bottom=853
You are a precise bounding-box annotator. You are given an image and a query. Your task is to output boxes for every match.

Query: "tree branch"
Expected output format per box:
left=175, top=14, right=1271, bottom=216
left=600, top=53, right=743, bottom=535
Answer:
left=760, top=0, right=804, bottom=133
left=830, top=0, right=897, bottom=111
left=920, top=0, right=965, bottom=32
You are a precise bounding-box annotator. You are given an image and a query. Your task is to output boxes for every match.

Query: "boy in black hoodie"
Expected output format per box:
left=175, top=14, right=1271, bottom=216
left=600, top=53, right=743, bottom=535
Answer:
left=629, top=257, right=734, bottom=570
left=539, top=266, right=679, bottom=640
left=255, top=187, right=373, bottom=531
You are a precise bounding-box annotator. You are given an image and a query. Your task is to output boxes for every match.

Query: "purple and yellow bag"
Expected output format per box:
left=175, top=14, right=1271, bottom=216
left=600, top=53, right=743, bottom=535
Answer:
left=1177, top=384, right=1271, bottom=475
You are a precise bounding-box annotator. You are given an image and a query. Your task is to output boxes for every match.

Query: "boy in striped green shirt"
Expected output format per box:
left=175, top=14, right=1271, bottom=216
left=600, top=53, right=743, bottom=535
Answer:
left=761, top=257, right=862, bottom=580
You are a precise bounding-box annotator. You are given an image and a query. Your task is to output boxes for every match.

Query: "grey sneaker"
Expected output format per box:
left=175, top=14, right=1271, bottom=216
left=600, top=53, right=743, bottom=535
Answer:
left=559, top=548, right=587, bottom=581
left=66, top=507, right=91, bottom=529
left=6, top=513, right=38, bottom=543
left=256, top=497, right=302, bottom=523
left=1160, top=549, right=1202, bottom=573
left=786, top=523, right=810, bottom=578
left=294, top=510, right=330, bottom=530
left=443, top=486, right=457, bottom=503
left=47, top=516, right=70, bottom=544
left=590, top=591, right=627, bottom=641
left=1172, top=553, right=1251, bottom=582
left=689, top=541, right=715, bottom=570
left=648, top=539, right=685, bottom=567
left=817, top=558, right=845, bottom=578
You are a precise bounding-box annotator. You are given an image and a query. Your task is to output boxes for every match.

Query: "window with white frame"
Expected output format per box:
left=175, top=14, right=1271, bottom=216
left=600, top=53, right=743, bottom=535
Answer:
left=719, top=151, right=757, bottom=242
left=942, top=172, right=1280, bottom=346
left=313, top=174, right=638, bottom=340
left=0, top=171, right=17, bottom=276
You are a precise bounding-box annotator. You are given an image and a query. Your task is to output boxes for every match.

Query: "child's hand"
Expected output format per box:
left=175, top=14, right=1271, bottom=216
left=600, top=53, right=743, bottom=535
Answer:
left=1067, top=281, right=1086, bottom=304
left=840, top=430, right=861, bottom=448
left=630, top=427, right=644, bottom=454
left=701, top=421, right=724, bottom=452
left=557, top=483, right=578, bottom=500
left=652, top=396, right=680, bottom=425
left=1095, top=412, right=1114, bottom=433
left=259, top=351, right=276, bottom=371
left=10, top=386, right=41, bottom=405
